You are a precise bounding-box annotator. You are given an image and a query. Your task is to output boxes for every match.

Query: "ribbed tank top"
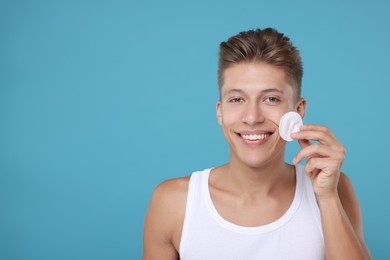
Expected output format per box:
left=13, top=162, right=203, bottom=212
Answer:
left=179, top=164, right=325, bottom=260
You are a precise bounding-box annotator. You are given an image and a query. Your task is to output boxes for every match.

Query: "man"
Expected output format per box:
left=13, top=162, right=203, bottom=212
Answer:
left=143, top=28, right=371, bottom=259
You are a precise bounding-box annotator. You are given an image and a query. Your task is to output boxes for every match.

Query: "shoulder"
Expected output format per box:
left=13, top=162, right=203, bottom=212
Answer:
left=337, top=172, right=361, bottom=221
left=151, top=176, right=191, bottom=211
left=337, top=173, right=365, bottom=220
left=145, top=176, right=191, bottom=235
left=337, top=172, right=371, bottom=257
left=337, top=172, right=362, bottom=231
left=143, top=176, right=191, bottom=259
left=148, top=176, right=191, bottom=223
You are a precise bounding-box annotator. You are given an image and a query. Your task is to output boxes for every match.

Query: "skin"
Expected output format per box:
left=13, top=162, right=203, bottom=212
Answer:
left=143, top=62, right=371, bottom=259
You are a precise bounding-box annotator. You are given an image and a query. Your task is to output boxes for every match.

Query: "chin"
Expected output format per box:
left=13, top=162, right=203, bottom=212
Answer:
left=233, top=145, right=285, bottom=169
left=247, top=159, right=274, bottom=169
left=233, top=153, right=272, bottom=169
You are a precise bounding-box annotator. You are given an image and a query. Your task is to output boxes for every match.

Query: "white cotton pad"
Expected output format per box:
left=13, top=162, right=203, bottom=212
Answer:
left=279, top=111, right=303, bottom=141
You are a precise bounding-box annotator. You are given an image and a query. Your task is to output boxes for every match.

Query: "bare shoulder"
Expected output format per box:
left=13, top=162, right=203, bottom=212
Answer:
left=337, top=173, right=362, bottom=233
left=337, top=172, right=371, bottom=257
left=143, top=176, right=190, bottom=260
left=146, top=176, right=190, bottom=232
left=153, top=176, right=191, bottom=201
left=150, top=177, right=191, bottom=217
left=337, top=172, right=356, bottom=203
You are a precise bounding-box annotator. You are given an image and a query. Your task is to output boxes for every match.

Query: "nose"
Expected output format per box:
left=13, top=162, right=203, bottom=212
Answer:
left=242, top=102, right=265, bottom=125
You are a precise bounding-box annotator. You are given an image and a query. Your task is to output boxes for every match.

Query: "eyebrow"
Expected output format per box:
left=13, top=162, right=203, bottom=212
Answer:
left=222, top=88, right=284, bottom=98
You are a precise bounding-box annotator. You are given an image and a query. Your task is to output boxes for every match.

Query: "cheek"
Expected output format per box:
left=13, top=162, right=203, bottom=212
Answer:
left=221, top=107, right=241, bottom=124
left=264, top=108, right=287, bottom=126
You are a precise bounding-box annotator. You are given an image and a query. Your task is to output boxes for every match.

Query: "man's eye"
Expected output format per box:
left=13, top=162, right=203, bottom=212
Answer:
left=230, top=98, right=243, bottom=103
left=265, top=97, right=280, bottom=103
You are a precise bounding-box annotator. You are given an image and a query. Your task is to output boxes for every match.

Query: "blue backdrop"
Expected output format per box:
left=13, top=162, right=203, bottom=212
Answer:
left=1, top=0, right=389, bottom=259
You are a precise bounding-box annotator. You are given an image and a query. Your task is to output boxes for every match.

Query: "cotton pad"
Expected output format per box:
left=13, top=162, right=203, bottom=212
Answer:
left=279, top=111, right=303, bottom=141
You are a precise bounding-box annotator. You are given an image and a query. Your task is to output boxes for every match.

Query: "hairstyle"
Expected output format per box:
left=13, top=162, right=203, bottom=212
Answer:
left=218, top=28, right=303, bottom=101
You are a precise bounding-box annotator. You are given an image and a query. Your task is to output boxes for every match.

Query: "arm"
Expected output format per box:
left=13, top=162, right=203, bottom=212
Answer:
left=291, top=124, right=371, bottom=260
left=318, top=173, right=371, bottom=260
left=143, top=178, right=188, bottom=260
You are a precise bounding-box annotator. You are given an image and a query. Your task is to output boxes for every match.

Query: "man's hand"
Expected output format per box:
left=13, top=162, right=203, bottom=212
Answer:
left=291, top=124, right=346, bottom=199
left=291, top=124, right=371, bottom=259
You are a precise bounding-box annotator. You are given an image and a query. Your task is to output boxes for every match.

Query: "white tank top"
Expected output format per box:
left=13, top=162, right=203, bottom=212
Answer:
left=179, top=165, right=325, bottom=260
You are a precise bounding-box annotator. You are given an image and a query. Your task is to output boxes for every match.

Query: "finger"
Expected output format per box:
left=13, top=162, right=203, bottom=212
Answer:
left=297, top=124, right=342, bottom=145
left=305, top=157, right=342, bottom=176
left=300, top=124, right=336, bottom=136
left=293, top=143, right=343, bottom=165
left=305, top=167, right=320, bottom=182
left=305, top=158, right=325, bottom=174
left=293, top=126, right=346, bottom=155
left=291, top=130, right=334, bottom=145
left=297, top=139, right=311, bottom=149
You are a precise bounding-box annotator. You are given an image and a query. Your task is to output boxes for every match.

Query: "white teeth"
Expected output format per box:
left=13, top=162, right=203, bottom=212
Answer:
left=241, top=134, right=270, bottom=141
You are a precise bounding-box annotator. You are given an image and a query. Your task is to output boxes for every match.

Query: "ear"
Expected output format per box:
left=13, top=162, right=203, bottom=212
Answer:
left=295, top=98, right=307, bottom=119
left=216, top=100, right=222, bottom=125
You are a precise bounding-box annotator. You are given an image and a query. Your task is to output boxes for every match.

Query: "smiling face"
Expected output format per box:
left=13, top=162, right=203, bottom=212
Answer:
left=217, top=62, right=306, bottom=169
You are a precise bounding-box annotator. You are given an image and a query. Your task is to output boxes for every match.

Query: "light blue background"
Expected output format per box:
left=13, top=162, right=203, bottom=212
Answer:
left=1, top=0, right=389, bottom=259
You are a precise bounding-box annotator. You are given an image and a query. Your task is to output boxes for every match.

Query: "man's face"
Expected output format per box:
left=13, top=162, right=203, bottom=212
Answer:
left=216, top=62, right=305, bottom=168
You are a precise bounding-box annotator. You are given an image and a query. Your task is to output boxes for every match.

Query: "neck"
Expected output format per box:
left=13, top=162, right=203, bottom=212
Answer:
left=223, top=153, right=293, bottom=197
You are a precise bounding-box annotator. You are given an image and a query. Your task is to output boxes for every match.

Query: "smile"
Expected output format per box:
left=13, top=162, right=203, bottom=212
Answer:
left=241, top=134, right=270, bottom=141
left=235, top=131, right=274, bottom=144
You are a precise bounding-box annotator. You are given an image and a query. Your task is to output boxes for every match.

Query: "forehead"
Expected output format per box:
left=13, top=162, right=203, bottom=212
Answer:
left=221, top=62, right=293, bottom=97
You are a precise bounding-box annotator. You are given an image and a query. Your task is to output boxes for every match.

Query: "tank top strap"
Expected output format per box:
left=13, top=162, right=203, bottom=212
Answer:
left=180, top=169, right=212, bottom=256
left=297, top=164, right=323, bottom=237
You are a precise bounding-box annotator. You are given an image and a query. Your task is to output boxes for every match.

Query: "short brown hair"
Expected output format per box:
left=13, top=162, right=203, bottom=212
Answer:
left=218, top=28, right=303, bottom=101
